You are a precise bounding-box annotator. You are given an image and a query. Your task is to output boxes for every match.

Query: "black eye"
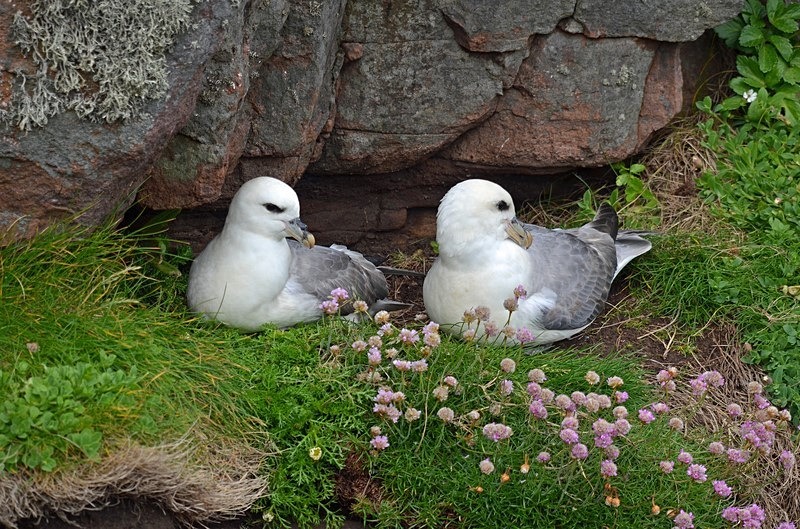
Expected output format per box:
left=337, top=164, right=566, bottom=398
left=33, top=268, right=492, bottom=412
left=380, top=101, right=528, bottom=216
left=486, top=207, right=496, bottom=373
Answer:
left=496, top=200, right=510, bottom=212
left=263, top=203, right=284, bottom=214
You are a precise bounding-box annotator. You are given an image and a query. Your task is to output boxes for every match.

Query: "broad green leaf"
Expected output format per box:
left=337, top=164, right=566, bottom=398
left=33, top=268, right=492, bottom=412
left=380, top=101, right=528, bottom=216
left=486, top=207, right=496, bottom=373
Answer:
left=784, top=3, right=800, bottom=19
left=715, top=18, right=745, bottom=48
left=758, top=43, right=779, bottom=73
left=730, top=77, right=750, bottom=94
left=770, top=14, right=799, bottom=34
left=738, top=25, right=766, bottom=48
left=782, top=98, right=800, bottom=126
left=766, top=0, right=781, bottom=21
left=721, top=96, right=746, bottom=111
left=767, top=34, right=794, bottom=62
left=737, top=56, right=766, bottom=86
left=783, top=66, right=800, bottom=84
left=68, top=428, right=103, bottom=458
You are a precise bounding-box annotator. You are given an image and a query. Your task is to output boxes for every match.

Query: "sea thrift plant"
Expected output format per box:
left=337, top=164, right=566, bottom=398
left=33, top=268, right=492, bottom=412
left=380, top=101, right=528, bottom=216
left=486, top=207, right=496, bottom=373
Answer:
left=340, top=304, right=799, bottom=527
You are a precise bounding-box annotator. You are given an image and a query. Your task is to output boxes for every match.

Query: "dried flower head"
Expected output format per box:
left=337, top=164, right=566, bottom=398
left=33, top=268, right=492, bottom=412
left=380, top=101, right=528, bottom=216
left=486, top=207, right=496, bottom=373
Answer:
left=585, top=370, right=600, bottom=385
left=500, top=357, right=516, bottom=373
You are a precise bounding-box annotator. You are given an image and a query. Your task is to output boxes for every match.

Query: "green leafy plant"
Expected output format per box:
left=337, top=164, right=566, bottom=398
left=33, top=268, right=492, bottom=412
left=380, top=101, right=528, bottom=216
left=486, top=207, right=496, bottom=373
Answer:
left=576, top=163, right=660, bottom=229
left=712, top=0, right=800, bottom=126
left=0, top=357, right=137, bottom=472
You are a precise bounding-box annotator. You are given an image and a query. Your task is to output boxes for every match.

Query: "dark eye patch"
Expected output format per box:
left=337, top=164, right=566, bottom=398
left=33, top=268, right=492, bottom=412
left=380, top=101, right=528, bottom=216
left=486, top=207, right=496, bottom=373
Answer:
left=263, top=203, right=285, bottom=214
left=496, top=200, right=510, bottom=212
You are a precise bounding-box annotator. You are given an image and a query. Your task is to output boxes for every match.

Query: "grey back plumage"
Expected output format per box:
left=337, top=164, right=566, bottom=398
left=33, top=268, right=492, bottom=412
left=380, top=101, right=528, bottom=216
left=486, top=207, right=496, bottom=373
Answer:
left=522, top=204, right=649, bottom=332
left=288, top=241, right=390, bottom=315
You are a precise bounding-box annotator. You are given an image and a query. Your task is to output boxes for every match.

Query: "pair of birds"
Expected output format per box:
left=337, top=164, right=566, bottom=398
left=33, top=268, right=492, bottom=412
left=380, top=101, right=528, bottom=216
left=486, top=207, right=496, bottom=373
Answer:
left=187, top=177, right=652, bottom=345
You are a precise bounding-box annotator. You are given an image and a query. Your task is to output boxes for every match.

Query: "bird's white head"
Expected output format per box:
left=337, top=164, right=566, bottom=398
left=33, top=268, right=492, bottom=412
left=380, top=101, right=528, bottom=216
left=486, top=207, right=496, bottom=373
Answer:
left=225, top=176, right=315, bottom=247
left=436, top=179, right=532, bottom=256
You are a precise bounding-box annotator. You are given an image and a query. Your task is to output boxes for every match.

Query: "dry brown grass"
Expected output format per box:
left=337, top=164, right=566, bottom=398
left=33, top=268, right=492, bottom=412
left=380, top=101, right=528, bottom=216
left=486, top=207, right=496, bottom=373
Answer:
left=648, top=323, right=799, bottom=526
left=0, top=435, right=270, bottom=528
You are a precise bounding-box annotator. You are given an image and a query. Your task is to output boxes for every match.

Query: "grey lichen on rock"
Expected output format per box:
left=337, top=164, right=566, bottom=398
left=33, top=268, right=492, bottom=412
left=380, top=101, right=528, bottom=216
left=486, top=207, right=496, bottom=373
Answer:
left=3, top=0, right=194, bottom=130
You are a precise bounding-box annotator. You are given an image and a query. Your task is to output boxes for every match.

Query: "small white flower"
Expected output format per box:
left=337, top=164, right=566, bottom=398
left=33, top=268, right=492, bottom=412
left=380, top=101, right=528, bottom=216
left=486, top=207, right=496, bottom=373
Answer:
left=743, top=89, right=757, bottom=103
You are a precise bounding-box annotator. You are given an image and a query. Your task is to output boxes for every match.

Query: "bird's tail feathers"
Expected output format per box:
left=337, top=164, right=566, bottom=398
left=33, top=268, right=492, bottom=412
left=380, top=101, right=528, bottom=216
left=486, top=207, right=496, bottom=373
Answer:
left=586, top=203, right=619, bottom=240
left=377, top=266, right=426, bottom=278
left=613, top=231, right=653, bottom=278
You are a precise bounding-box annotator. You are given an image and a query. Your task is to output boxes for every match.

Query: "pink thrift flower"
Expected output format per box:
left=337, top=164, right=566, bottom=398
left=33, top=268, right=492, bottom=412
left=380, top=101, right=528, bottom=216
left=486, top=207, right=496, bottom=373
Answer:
left=754, top=392, right=770, bottom=409
left=686, top=463, right=707, bottom=482
left=605, top=445, right=620, bottom=460
left=437, top=407, right=455, bottom=422
left=527, top=382, right=542, bottom=397
left=600, top=459, right=617, bottom=478
left=571, top=443, right=589, bottom=460
left=367, top=347, right=382, bottom=366
left=606, top=376, right=624, bottom=389
left=614, top=418, right=632, bottom=436
left=727, top=448, right=751, bottom=464
left=423, top=332, right=441, bottom=348
left=585, top=370, right=600, bottom=385
left=516, top=327, right=535, bottom=343
left=513, top=284, right=527, bottom=298
left=392, top=359, right=411, bottom=371
left=668, top=417, right=684, bottom=431
left=672, top=510, right=694, bottom=529
left=499, top=379, right=514, bottom=396
left=528, top=368, right=547, bottom=383
left=726, top=403, right=743, bottom=418
left=500, top=358, right=516, bottom=373
left=562, top=416, right=580, bottom=430
left=330, top=287, right=349, bottom=302
left=555, top=394, right=576, bottom=412
left=398, top=328, right=419, bottom=344
left=712, top=480, right=732, bottom=497
left=638, top=409, right=656, bottom=424
left=370, top=435, right=389, bottom=450
left=614, top=390, right=629, bottom=403
left=374, top=388, right=394, bottom=404
left=659, top=460, right=675, bottom=474
left=529, top=399, right=548, bottom=419
left=351, top=340, right=368, bottom=352
left=777, top=523, right=797, bottom=529
left=432, top=385, right=449, bottom=402
left=410, top=359, right=428, bottom=372
left=443, top=375, right=458, bottom=387
left=483, top=321, right=499, bottom=337
left=479, top=458, right=495, bottom=474
left=422, top=321, right=439, bottom=335
left=570, top=391, right=587, bottom=406
left=559, top=428, right=580, bottom=445
left=594, top=433, right=613, bottom=449
left=483, top=422, right=513, bottom=442
left=708, top=441, right=726, bottom=455
left=651, top=402, right=669, bottom=414
left=780, top=450, right=796, bottom=471
left=320, top=299, right=339, bottom=314
left=612, top=406, right=628, bottom=419
left=677, top=450, right=693, bottom=464
left=537, top=451, right=551, bottom=463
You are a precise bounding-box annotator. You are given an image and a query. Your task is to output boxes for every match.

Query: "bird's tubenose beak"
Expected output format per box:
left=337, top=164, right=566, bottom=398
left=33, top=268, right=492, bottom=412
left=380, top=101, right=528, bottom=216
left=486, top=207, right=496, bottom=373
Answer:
left=284, top=218, right=316, bottom=248
left=505, top=218, right=533, bottom=249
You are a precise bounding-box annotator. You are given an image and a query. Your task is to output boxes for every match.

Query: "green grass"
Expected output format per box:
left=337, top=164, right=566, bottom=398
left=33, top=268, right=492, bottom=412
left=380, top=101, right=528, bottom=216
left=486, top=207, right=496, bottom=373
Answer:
left=3, top=220, right=793, bottom=528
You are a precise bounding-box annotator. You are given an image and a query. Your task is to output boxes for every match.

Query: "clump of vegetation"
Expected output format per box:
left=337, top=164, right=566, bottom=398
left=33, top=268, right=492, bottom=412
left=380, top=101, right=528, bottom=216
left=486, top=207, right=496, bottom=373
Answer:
left=3, top=0, right=193, bottom=129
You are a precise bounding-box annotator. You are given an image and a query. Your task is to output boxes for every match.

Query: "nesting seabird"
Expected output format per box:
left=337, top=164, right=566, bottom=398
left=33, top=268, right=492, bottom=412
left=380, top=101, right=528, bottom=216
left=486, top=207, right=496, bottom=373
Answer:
left=422, top=179, right=652, bottom=344
left=187, top=176, right=404, bottom=330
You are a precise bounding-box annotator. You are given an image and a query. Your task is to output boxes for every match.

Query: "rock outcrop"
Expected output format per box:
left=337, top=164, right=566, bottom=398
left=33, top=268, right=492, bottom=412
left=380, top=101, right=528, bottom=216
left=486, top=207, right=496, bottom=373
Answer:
left=0, top=0, right=743, bottom=247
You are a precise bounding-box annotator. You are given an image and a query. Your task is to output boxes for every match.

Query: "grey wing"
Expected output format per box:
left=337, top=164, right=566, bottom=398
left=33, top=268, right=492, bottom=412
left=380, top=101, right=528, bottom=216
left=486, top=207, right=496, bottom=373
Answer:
left=524, top=225, right=618, bottom=331
left=288, top=241, right=389, bottom=313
